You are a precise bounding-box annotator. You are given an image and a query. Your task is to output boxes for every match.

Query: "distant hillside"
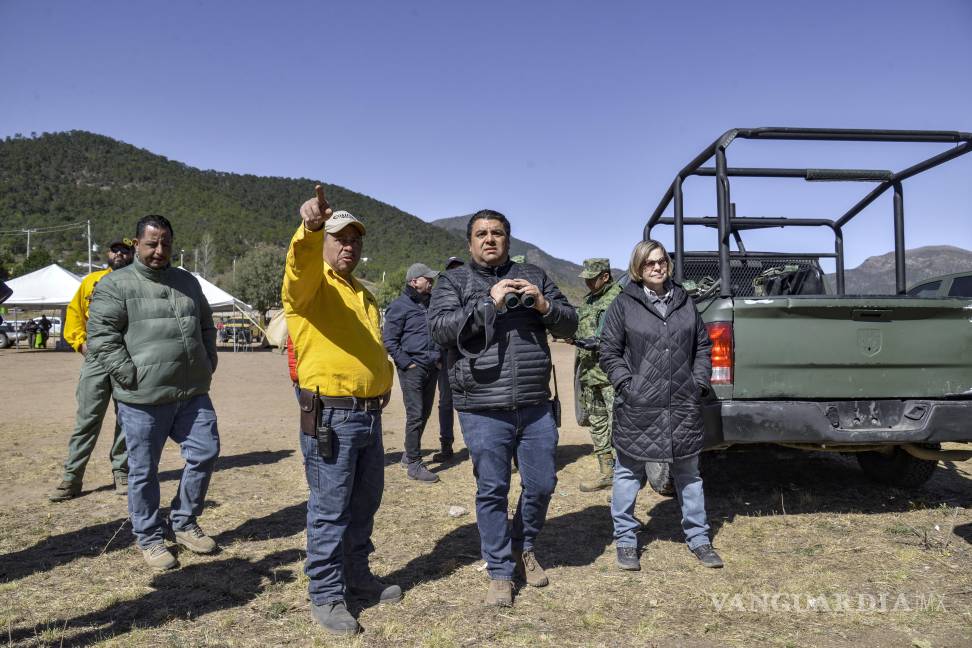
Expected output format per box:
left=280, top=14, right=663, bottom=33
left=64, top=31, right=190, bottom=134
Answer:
left=826, top=245, right=972, bottom=293
left=432, top=215, right=618, bottom=303
left=0, top=131, right=467, bottom=284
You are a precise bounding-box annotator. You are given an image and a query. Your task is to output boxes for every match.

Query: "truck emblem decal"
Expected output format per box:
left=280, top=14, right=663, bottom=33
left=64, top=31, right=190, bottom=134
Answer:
left=858, top=329, right=882, bottom=357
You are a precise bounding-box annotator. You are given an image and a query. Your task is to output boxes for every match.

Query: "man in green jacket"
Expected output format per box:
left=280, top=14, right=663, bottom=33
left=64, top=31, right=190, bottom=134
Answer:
left=573, top=258, right=622, bottom=492
left=87, top=214, right=220, bottom=571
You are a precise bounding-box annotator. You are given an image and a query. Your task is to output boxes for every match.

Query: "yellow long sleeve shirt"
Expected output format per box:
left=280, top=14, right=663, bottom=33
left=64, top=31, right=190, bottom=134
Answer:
left=282, top=225, right=392, bottom=397
left=63, top=268, right=112, bottom=352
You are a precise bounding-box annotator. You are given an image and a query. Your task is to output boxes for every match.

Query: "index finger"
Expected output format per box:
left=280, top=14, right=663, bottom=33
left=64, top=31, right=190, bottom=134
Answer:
left=315, top=184, right=327, bottom=206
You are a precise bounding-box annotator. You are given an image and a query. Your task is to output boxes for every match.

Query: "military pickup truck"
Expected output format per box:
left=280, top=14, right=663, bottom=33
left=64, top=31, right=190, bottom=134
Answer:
left=642, top=127, right=972, bottom=491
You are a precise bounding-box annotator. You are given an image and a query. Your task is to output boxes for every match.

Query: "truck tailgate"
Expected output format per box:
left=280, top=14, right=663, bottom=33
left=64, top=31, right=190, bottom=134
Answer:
left=732, top=297, right=972, bottom=399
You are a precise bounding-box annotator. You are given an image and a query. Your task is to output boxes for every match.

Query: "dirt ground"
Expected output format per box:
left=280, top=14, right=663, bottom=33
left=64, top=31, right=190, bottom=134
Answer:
left=0, top=344, right=970, bottom=647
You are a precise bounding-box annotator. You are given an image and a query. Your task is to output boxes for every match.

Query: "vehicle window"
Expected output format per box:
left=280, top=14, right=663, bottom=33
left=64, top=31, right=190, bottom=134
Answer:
left=947, top=276, right=972, bottom=297
left=907, top=281, right=941, bottom=297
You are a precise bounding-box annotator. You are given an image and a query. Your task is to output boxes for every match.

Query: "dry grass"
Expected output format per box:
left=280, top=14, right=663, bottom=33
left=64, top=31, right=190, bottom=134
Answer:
left=1, top=347, right=971, bottom=646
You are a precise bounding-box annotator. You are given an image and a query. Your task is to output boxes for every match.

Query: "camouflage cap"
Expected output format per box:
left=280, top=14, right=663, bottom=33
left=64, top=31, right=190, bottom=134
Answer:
left=579, top=258, right=611, bottom=279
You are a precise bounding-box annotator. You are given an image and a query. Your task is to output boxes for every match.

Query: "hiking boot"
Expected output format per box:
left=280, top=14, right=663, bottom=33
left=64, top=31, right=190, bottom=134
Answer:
left=174, top=522, right=218, bottom=554
left=141, top=543, right=178, bottom=570
left=406, top=461, right=440, bottom=483
left=690, top=544, right=724, bottom=568
left=114, top=473, right=128, bottom=496
left=485, top=579, right=513, bottom=607
left=347, top=573, right=403, bottom=604
left=579, top=454, right=614, bottom=492
left=431, top=444, right=454, bottom=462
left=616, top=546, right=641, bottom=571
left=310, top=601, right=359, bottom=636
left=513, top=549, right=549, bottom=587
left=48, top=480, right=81, bottom=502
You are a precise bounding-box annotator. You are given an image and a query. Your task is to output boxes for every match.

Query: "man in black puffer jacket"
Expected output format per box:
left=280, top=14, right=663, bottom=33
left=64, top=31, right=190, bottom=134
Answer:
left=429, top=210, right=577, bottom=608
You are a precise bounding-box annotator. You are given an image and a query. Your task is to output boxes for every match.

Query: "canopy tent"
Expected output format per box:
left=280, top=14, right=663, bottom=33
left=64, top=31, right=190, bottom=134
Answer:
left=3, top=264, right=82, bottom=307
left=191, top=272, right=251, bottom=312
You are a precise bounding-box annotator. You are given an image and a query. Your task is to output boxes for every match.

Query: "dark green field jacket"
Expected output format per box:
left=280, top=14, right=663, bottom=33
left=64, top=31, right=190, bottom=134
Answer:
left=87, top=257, right=217, bottom=405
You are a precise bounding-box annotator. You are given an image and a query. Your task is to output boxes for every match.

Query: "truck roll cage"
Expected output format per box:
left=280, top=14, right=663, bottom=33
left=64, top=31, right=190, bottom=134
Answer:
left=644, top=127, right=972, bottom=297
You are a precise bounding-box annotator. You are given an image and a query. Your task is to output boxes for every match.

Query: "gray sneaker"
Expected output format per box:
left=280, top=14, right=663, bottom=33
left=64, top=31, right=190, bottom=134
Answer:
left=141, top=543, right=178, bottom=570
left=406, top=461, right=440, bottom=483
left=690, top=544, right=724, bottom=568
left=347, top=573, right=403, bottom=604
left=616, top=546, right=641, bottom=571
left=310, top=601, right=359, bottom=636
left=174, top=523, right=218, bottom=554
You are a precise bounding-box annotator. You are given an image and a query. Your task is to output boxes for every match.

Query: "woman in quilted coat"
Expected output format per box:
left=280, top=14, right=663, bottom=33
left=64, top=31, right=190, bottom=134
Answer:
left=598, top=240, right=723, bottom=571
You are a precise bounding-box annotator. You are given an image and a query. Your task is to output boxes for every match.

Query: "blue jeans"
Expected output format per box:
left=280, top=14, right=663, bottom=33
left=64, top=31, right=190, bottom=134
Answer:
left=457, top=404, right=558, bottom=580
left=116, top=394, right=220, bottom=549
left=611, top=452, right=710, bottom=550
left=300, top=407, right=384, bottom=606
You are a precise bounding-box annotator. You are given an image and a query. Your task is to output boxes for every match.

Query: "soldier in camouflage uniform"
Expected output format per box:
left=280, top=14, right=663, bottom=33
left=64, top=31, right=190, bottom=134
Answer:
left=573, top=258, right=623, bottom=492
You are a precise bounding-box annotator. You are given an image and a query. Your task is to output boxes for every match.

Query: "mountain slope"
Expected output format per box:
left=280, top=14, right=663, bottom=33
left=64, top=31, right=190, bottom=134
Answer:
left=827, top=245, right=972, bottom=293
left=0, top=131, right=467, bottom=283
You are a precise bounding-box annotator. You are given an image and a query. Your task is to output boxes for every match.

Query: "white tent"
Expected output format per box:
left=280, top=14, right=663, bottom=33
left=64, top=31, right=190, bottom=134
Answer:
left=191, top=272, right=251, bottom=311
left=4, top=264, right=83, bottom=307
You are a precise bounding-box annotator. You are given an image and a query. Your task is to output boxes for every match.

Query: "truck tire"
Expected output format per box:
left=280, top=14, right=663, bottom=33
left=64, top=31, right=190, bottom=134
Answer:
left=645, top=462, right=675, bottom=496
left=0, top=332, right=9, bottom=349
left=856, top=446, right=938, bottom=488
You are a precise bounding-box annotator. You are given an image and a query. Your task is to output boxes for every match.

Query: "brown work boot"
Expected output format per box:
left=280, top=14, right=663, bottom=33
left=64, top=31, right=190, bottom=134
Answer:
left=141, top=543, right=178, bottom=570
left=48, top=480, right=81, bottom=502
left=485, top=579, right=513, bottom=607
left=174, top=523, right=218, bottom=554
left=579, top=454, right=614, bottom=492
left=513, top=549, right=549, bottom=587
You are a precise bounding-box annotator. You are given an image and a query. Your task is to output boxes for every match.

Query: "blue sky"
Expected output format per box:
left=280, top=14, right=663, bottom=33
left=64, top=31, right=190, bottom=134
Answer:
left=2, top=0, right=970, bottom=271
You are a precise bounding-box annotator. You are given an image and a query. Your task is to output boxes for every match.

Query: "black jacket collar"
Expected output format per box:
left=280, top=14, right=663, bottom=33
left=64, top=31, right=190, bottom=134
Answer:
left=403, top=284, right=430, bottom=306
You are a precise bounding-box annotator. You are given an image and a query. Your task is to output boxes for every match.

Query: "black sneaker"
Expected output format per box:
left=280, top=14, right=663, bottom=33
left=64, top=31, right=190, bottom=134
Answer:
left=347, top=573, right=403, bottom=604
left=406, top=461, right=440, bottom=483
left=431, top=445, right=454, bottom=462
left=690, top=544, right=724, bottom=568
left=616, top=546, right=641, bottom=571
left=310, top=601, right=359, bottom=636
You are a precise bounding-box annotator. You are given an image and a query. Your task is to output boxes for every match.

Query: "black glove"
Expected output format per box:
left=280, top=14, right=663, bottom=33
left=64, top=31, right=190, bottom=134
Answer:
left=573, top=337, right=600, bottom=352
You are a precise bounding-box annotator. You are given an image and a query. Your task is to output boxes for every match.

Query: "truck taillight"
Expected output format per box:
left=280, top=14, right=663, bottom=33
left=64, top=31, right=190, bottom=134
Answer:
left=706, top=321, right=733, bottom=384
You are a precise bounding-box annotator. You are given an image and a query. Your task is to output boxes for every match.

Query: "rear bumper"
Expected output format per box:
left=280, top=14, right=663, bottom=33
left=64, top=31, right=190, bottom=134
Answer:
left=703, top=399, right=972, bottom=447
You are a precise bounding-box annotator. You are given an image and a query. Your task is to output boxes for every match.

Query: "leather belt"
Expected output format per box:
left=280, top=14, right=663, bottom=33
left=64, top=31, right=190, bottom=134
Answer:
left=299, top=389, right=390, bottom=411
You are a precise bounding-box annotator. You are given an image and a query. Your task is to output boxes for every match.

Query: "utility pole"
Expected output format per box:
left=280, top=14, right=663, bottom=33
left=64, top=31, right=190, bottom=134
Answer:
left=87, top=220, right=92, bottom=273
left=180, top=249, right=185, bottom=267
left=24, top=229, right=31, bottom=259
left=232, top=257, right=237, bottom=286
left=194, top=249, right=198, bottom=273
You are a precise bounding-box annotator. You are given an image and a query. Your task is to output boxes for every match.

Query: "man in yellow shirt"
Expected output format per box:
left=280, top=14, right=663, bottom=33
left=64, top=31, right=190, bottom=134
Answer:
left=283, top=185, right=399, bottom=636
left=49, top=239, right=134, bottom=501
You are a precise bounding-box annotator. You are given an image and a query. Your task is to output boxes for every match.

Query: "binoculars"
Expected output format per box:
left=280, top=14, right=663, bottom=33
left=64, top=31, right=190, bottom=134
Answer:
left=503, top=291, right=536, bottom=310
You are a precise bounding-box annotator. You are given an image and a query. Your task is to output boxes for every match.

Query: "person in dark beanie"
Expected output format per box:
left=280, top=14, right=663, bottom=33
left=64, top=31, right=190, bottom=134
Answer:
left=383, top=262, right=442, bottom=483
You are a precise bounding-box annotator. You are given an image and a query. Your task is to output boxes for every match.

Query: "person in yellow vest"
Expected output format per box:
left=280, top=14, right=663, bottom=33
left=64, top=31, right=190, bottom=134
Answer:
left=283, top=185, right=400, bottom=636
left=49, top=239, right=134, bottom=501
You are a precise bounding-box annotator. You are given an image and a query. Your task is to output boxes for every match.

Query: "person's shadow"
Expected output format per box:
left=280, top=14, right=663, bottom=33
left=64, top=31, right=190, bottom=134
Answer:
left=7, top=549, right=303, bottom=646
left=374, top=504, right=612, bottom=599
left=158, top=449, right=295, bottom=483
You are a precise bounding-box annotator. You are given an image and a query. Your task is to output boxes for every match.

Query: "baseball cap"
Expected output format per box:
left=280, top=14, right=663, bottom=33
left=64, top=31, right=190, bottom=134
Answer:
left=324, top=210, right=366, bottom=236
left=108, top=238, right=134, bottom=251
left=406, top=263, right=439, bottom=282
left=445, top=256, right=464, bottom=269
